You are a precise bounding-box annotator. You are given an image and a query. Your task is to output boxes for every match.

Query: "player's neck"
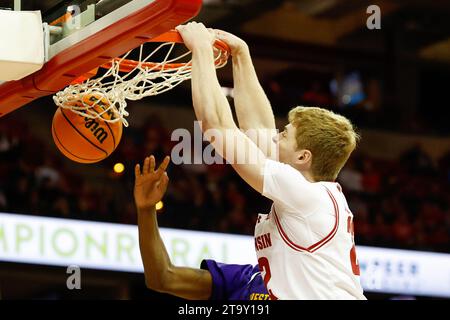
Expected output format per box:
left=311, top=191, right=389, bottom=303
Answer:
left=300, top=169, right=316, bottom=183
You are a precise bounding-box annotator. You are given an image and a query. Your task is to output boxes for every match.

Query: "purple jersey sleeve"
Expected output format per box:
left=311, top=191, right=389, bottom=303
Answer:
left=201, top=260, right=268, bottom=300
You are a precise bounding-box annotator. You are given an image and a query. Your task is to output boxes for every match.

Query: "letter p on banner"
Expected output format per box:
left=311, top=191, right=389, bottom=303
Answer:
left=66, top=265, right=81, bottom=290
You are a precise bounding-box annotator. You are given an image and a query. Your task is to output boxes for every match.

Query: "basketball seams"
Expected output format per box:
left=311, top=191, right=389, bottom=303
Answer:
left=52, top=94, right=122, bottom=163
left=52, top=123, right=105, bottom=163
left=60, top=108, right=109, bottom=156
left=104, top=120, right=117, bottom=148
left=95, top=106, right=118, bottom=148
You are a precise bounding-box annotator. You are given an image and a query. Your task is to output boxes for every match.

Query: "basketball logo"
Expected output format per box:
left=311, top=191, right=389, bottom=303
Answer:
left=52, top=93, right=123, bottom=163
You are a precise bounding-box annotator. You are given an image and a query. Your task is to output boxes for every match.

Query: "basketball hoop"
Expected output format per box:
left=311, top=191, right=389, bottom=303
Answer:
left=53, top=30, right=230, bottom=127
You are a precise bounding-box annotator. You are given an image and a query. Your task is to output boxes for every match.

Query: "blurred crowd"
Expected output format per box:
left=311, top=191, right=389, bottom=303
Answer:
left=0, top=113, right=449, bottom=253
left=339, top=148, right=450, bottom=252
left=264, top=72, right=447, bottom=136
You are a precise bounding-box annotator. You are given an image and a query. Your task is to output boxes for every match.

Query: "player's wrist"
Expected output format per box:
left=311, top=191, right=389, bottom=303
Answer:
left=232, top=43, right=250, bottom=57
left=136, top=204, right=157, bottom=213
left=191, top=45, right=216, bottom=66
left=231, top=47, right=252, bottom=68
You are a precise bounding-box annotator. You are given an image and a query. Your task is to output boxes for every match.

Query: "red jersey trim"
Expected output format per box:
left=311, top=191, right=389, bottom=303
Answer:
left=272, top=185, right=340, bottom=253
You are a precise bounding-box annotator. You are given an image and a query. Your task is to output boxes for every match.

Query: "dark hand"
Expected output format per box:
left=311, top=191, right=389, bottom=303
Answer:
left=134, top=155, right=170, bottom=211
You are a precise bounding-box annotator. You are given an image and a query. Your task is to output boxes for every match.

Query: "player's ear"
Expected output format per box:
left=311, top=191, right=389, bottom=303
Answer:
left=296, top=149, right=312, bottom=165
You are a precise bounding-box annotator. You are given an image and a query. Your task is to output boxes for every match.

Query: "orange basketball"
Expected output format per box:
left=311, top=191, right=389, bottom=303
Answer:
left=52, top=94, right=123, bottom=163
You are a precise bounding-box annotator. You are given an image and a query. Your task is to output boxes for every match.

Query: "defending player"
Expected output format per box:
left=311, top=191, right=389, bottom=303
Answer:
left=176, top=23, right=366, bottom=299
left=134, top=155, right=269, bottom=300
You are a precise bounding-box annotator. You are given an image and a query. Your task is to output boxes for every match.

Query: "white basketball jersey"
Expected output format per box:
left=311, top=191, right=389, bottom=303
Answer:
left=254, top=159, right=366, bottom=300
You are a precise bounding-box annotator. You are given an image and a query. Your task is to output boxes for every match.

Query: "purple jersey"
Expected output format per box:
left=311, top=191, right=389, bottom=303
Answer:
left=201, top=260, right=269, bottom=300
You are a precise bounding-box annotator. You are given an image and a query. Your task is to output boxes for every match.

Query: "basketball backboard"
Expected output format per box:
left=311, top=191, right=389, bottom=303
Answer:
left=0, top=0, right=202, bottom=117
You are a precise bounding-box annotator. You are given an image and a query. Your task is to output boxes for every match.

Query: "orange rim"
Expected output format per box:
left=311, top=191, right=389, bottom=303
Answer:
left=100, top=30, right=230, bottom=73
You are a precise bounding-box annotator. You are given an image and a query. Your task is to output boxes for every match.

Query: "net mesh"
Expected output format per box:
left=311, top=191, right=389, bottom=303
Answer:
left=53, top=41, right=229, bottom=127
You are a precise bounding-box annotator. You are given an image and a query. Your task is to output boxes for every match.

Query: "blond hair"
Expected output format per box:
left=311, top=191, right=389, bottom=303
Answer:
left=288, top=106, right=360, bottom=181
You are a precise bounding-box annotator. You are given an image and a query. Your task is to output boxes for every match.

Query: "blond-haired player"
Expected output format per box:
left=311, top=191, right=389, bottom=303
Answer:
left=177, top=22, right=366, bottom=300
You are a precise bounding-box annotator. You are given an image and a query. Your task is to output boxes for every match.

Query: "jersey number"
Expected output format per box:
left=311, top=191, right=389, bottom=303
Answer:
left=347, top=216, right=361, bottom=276
left=257, top=257, right=279, bottom=300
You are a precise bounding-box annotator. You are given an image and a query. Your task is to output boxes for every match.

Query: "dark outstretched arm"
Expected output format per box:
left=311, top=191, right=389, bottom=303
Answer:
left=135, top=156, right=212, bottom=300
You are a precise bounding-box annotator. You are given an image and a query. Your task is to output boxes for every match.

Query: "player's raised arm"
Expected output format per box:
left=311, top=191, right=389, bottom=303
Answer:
left=213, top=30, right=277, bottom=158
left=134, top=155, right=212, bottom=300
left=176, top=22, right=267, bottom=194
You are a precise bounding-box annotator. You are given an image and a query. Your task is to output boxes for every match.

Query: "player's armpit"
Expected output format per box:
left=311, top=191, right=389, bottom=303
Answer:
left=156, top=266, right=213, bottom=300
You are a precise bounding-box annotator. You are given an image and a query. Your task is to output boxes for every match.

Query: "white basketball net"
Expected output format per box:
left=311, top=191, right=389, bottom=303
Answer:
left=53, top=41, right=228, bottom=127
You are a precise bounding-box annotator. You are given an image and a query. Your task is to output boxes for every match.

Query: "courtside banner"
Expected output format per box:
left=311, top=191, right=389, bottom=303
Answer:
left=0, top=212, right=253, bottom=272
left=0, top=212, right=449, bottom=297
